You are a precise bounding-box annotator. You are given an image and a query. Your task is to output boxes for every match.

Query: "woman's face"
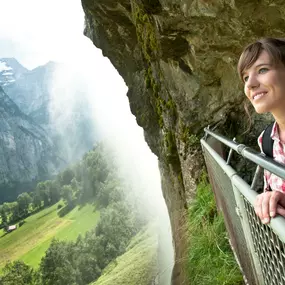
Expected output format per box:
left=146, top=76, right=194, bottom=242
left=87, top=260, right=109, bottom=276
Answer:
left=243, top=50, right=285, bottom=114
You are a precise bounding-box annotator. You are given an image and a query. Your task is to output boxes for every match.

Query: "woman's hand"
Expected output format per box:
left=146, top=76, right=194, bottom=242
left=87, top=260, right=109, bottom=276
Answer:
left=254, top=191, right=285, bottom=224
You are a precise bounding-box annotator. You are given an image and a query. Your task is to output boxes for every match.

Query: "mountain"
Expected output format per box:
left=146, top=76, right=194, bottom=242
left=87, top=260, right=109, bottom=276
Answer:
left=0, top=58, right=96, bottom=182
left=2, top=61, right=56, bottom=125
left=0, top=58, right=28, bottom=87
left=0, top=86, right=60, bottom=202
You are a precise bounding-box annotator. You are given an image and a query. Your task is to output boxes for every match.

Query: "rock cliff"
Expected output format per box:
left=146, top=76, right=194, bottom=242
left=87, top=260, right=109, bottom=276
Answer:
left=81, top=0, right=282, bottom=283
left=1, top=58, right=97, bottom=166
left=0, top=86, right=60, bottom=202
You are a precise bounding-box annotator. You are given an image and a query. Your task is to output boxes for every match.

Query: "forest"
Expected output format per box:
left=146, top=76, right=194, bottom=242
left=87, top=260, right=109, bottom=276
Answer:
left=0, top=143, right=146, bottom=285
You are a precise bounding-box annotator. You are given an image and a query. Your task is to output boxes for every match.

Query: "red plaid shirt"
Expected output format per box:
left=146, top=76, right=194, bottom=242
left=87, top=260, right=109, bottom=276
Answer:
left=258, top=122, right=285, bottom=193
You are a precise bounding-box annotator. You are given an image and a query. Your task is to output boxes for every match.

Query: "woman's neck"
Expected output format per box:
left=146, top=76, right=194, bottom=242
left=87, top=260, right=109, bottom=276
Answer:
left=273, top=115, right=285, bottom=142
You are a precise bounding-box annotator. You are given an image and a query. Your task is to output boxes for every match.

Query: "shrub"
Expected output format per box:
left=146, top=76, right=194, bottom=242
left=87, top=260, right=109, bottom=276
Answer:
left=19, top=220, right=26, bottom=227
left=57, top=204, right=63, bottom=210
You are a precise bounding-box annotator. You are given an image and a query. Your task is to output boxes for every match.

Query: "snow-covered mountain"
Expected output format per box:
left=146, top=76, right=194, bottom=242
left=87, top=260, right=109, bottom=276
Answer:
left=2, top=60, right=56, bottom=125
left=0, top=58, right=28, bottom=87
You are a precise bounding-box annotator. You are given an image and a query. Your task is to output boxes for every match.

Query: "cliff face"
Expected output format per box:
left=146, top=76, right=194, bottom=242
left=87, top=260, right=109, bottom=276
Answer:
left=0, top=87, right=59, bottom=202
left=1, top=58, right=97, bottom=166
left=81, top=1, right=283, bottom=283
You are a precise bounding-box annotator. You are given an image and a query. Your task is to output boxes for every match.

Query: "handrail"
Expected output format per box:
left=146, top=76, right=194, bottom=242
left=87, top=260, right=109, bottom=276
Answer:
left=201, top=138, right=285, bottom=243
left=201, top=129, right=285, bottom=285
left=204, top=127, right=285, bottom=181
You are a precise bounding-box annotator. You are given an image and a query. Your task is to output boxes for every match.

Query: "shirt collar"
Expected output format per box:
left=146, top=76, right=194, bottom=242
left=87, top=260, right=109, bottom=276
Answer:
left=271, top=121, right=280, bottom=142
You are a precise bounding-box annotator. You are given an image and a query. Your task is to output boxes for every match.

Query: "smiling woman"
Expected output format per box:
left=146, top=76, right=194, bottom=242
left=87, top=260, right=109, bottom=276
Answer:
left=238, top=38, right=285, bottom=225
left=240, top=51, right=285, bottom=114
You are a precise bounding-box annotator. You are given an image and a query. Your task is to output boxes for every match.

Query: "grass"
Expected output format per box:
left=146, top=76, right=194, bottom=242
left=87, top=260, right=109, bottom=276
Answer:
left=0, top=202, right=99, bottom=269
left=92, top=223, right=158, bottom=285
left=186, top=174, right=244, bottom=285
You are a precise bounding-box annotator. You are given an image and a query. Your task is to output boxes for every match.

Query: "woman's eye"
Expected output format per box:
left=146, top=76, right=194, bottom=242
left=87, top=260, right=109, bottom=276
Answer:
left=259, top=67, right=268, bottom=74
left=243, top=76, right=249, bottom=82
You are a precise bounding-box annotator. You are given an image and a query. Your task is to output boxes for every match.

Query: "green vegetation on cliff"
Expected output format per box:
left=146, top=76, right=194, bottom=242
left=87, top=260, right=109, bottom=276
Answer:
left=187, top=173, right=243, bottom=285
left=132, top=1, right=177, bottom=130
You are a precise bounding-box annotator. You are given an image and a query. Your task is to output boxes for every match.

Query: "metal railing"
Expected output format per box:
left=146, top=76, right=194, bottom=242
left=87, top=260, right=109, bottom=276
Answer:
left=201, top=127, right=285, bottom=285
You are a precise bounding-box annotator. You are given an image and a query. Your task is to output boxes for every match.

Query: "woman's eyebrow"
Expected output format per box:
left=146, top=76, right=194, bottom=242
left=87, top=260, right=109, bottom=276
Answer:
left=255, top=63, right=272, bottom=68
left=242, top=63, right=272, bottom=77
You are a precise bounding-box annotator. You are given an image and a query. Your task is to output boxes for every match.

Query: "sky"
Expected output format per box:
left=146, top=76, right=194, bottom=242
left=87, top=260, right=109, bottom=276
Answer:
left=0, top=0, right=90, bottom=68
left=0, top=0, right=131, bottom=136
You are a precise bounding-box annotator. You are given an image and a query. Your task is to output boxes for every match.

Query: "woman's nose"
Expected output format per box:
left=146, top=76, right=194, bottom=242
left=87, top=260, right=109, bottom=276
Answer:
left=246, top=74, right=260, bottom=89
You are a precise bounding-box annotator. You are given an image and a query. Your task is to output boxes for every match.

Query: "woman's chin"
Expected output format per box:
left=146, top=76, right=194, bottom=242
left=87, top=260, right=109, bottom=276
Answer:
left=254, top=105, right=269, bottom=114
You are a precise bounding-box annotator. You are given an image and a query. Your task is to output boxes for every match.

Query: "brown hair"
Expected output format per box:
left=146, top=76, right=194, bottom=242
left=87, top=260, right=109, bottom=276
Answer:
left=237, top=38, right=285, bottom=81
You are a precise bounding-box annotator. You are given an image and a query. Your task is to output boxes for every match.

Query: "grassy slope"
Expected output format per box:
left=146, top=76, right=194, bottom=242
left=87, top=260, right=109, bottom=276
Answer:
left=92, top=223, right=158, bottom=285
left=187, top=175, right=244, bottom=285
left=0, top=203, right=99, bottom=269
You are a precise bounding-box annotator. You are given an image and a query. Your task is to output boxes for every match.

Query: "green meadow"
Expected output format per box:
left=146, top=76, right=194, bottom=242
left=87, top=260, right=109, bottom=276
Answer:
left=93, top=223, right=158, bottom=285
left=0, top=202, right=99, bottom=269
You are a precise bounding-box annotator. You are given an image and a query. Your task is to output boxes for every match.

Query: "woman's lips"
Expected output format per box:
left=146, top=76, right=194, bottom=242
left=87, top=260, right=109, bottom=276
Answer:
left=253, top=92, right=267, bottom=100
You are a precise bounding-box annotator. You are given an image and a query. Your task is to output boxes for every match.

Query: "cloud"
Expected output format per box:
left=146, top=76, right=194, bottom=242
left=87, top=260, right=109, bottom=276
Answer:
left=0, top=0, right=86, bottom=68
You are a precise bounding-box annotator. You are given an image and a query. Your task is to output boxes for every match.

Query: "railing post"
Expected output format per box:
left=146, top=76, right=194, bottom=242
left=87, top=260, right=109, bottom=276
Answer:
left=250, top=165, right=263, bottom=191
left=226, top=138, right=236, bottom=165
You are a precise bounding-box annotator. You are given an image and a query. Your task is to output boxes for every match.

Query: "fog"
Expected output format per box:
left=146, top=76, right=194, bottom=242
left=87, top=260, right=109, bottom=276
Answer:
left=50, top=50, right=174, bottom=283
left=0, top=0, right=174, bottom=283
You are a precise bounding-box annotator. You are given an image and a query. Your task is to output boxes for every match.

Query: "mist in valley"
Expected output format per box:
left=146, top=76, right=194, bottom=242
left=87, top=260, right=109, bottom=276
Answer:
left=0, top=1, right=174, bottom=284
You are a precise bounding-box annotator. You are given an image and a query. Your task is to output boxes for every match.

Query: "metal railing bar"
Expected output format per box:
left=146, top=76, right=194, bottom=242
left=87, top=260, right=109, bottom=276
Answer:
left=201, top=138, right=236, bottom=179
left=201, top=138, right=285, bottom=243
left=204, top=127, right=285, bottom=181
left=204, top=127, right=241, bottom=151
left=231, top=175, right=258, bottom=206
left=241, top=148, right=285, bottom=180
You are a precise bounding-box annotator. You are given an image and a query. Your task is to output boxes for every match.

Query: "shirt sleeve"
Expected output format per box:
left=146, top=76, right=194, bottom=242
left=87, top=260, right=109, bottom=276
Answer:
left=257, top=131, right=270, bottom=192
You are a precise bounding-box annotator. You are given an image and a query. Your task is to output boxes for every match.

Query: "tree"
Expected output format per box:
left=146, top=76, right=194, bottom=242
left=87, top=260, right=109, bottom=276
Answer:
left=96, top=179, right=123, bottom=209
left=0, top=206, right=7, bottom=227
left=0, top=202, right=14, bottom=225
left=17, top=192, right=32, bottom=217
left=58, top=168, right=75, bottom=186
left=36, top=182, right=50, bottom=207
left=0, top=261, right=35, bottom=285
left=44, top=180, right=60, bottom=205
left=9, top=202, right=20, bottom=223
left=32, top=192, right=42, bottom=210
left=94, top=202, right=136, bottom=262
left=75, top=253, right=101, bottom=284
left=61, top=185, right=73, bottom=207
left=82, top=202, right=138, bottom=270
left=40, top=239, right=78, bottom=285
